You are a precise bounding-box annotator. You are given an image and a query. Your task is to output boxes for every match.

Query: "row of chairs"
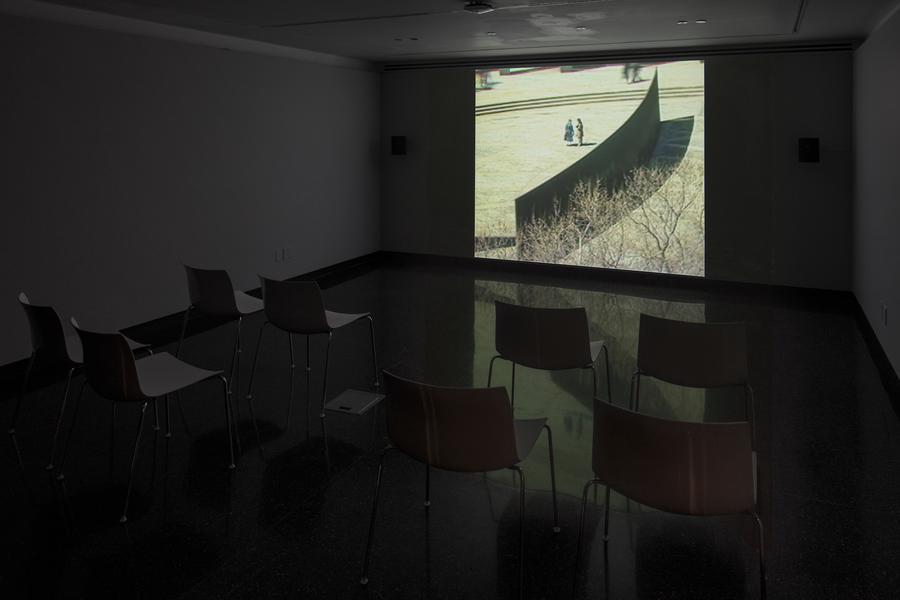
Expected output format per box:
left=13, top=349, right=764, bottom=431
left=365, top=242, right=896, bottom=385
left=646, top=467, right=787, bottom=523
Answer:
left=360, top=303, right=763, bottom=599
left=489, top=301, right=754, bottom=430
left=9, top=266, right=378, bottom=522
left=9, top=277, right=762, bottom=596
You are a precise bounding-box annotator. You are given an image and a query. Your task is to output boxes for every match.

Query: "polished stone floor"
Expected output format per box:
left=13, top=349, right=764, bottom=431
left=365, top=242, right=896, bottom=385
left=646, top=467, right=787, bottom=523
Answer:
left=2, top=259, right=898, bottom=599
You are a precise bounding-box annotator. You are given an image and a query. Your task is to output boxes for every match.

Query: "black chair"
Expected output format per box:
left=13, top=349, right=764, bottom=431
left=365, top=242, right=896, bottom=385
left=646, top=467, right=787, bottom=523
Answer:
left=60, top=320, right=235, bottom=523
left=488, top=300, right=612, bottom=407
left=360, top=372, right=559, bottom=600
left=246, top=276, right=378, bottom=462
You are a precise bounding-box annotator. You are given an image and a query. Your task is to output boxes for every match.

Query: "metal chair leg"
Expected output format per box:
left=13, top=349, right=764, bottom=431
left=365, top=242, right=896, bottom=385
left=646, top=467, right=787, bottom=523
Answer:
left=630, top=371, right=641, bottom=412
left=11, top=431, right=24, bottom=473
left=510, top=362, right=517, bottom=409
left=574, top=478, right=602, bottom=593
left=245, top=322, right=269, bottom=444
left=288, top=331, right=295, bottom=367
left=751, top=511, right=767, bottom=600
left=306, top=334, right=311, bottom=440
left=602, top=344, right=612, bottom=404
left=220, top=375, right=236, bottom=469
left=108, top=402, right=117, bottom=479
left=360, top=447, right=392, bottom=586
left=603, top=485, right=612, bottom=541
left=321, top=333, right=332, bottom=466
left=369, top=404, right=379, bottom=451
left=286, top=332, right=296, bottom=427
left=46, top=367, right=76, bottom=470
left=227, top=317, right=243, bottom=396
left=164, top=394, right=172, bottom=438
left=176, top=306, right=192, bottom=358
left=543, top=424, right=560, bottom=532
left=590, top=364, right=598, bottom=402
left=9, top=354, right=35, bottom=436
left=487, top=355, right=501, bottom=387
left=746, top=384, right=757, bottom=447
left=120, top=401, right=148, bottom=523
left=234, top=317, right=243, bottom=399
left=510, top=465, right=526, bottom=600
left=56, top=382, right=87, bottom=481
left=424, top=464, right=431, bottom=509
left=153, top=395, right=160, bottom=431
left=367, top=315, right=380, bottom=388
left=246, top=385, right=263, bottom=452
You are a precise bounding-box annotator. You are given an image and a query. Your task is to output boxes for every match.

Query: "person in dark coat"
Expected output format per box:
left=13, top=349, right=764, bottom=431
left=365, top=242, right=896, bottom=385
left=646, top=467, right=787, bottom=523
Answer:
left=575, top=118, right=584, bottom=146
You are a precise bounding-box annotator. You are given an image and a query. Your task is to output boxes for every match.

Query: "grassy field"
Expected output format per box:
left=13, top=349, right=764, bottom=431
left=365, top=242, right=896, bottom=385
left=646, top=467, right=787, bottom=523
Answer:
left=474, top=61, right=704, bottom=239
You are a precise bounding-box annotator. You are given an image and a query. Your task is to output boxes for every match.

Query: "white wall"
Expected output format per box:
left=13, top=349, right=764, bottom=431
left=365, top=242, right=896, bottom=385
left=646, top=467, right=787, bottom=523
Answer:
left=381, top=68, right=474, bottom=257
left=854, top=6, right=900, bottom=373
left=0, top=13, right=381, bottom=365
left=706, top=52, right=853, bottom=289
left=380, top=53, right=854, bottom=291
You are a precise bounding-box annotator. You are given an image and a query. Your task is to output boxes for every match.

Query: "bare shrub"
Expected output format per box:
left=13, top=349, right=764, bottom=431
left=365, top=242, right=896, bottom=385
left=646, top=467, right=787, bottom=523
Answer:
left=517, top=158, right=704, bottom=275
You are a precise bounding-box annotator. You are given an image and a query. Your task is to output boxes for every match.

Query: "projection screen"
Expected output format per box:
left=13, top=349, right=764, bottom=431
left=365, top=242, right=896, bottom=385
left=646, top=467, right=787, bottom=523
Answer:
left=475, top=61, right=705, bottom=276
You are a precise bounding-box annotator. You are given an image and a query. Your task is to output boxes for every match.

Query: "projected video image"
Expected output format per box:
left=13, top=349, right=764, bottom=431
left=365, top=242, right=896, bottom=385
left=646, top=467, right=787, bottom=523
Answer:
left=475, top=61, right=704, bottom=276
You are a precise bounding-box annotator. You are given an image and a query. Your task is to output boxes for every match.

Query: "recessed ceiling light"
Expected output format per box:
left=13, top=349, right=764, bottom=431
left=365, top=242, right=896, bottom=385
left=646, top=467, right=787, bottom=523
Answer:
left=486, top=31, right=497, bottom=36
left=695, top=19, right=708, bottom=24
left=576, top=26, right=588, bottom=31
left=676, top=20, right=688, bottom=25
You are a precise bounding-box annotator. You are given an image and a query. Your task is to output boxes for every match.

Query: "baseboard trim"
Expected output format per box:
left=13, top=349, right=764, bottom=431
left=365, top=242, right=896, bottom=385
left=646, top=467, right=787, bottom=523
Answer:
left=381, top=251, right=854, bottom=307
left=850, top=297, right=900, bottom=416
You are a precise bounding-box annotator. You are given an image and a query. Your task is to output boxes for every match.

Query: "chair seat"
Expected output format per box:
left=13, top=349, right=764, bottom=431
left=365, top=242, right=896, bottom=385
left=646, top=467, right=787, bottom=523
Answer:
left=65, top=334, right=148, bottom=365
left=514, top=418, right=547, bottom=463
left=326, top=310, right=369, bottom=331
left=589, top=340, right=607, bottom=364
left=135, top=352, right=222, bottom=398
left=234, top=291, right=264, bottom=316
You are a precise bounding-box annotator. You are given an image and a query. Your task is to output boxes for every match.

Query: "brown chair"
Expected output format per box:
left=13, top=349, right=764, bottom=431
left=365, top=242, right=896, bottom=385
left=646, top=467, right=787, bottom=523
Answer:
left=488, top=301, right=612, bottom=407
left=360, top=372, right=559, bottom=600
left=13, top=293, right=149, bottom=474
left=573, top=399, right=765, bottom=598
left=59, top=320, right=235, bottom=523
left=245, top=276, right=378, bottom=463
left=177, top=265, right=263, bottom=394
left=632, top=314, right=754, bottom=434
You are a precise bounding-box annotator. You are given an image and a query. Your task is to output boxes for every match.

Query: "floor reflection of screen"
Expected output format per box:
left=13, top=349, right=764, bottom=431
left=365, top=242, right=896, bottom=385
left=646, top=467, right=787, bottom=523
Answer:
left=474, top=61, right=705, bottom=276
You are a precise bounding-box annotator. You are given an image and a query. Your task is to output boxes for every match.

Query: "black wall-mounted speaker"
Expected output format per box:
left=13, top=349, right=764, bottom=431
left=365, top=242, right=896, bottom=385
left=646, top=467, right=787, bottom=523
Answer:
left=798, top=137, right=820, bottom=163
left=391, top=136, right=407, bottom=156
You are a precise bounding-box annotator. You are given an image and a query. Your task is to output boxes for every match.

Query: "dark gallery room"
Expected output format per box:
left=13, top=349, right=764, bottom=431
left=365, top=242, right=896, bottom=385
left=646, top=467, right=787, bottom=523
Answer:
left=2, top=0, right=900, bottom=598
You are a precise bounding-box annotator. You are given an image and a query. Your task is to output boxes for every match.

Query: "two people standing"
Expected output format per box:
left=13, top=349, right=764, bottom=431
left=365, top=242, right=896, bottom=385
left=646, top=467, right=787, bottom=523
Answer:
left=564, top=118, right=584, bottom=146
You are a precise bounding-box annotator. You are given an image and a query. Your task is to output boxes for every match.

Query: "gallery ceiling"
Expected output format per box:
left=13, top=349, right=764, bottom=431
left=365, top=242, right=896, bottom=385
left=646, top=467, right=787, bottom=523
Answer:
left=12, top=0, right=900, bottom=62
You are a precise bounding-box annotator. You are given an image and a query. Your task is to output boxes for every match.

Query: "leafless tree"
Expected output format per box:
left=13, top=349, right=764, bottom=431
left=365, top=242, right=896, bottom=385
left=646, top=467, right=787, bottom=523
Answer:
left=516, top=158, right=704, bottom=275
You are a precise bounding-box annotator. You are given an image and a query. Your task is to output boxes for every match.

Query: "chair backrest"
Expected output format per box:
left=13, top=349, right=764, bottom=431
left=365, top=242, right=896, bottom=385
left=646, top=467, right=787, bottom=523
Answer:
left=383, top=371, right=519, bottom=472
left=637, top=314, right=748, bottom=387
left=259, top=276, right=329, bottom=334
left=184, top=265, right=239, bottom=318
left=71, top=319, right=145, bottom=402
left=593, top=399, right=754, bottom=516
left=18, top=293, right=73, bottom=365
left=494, top=301, right=592, bottom=369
